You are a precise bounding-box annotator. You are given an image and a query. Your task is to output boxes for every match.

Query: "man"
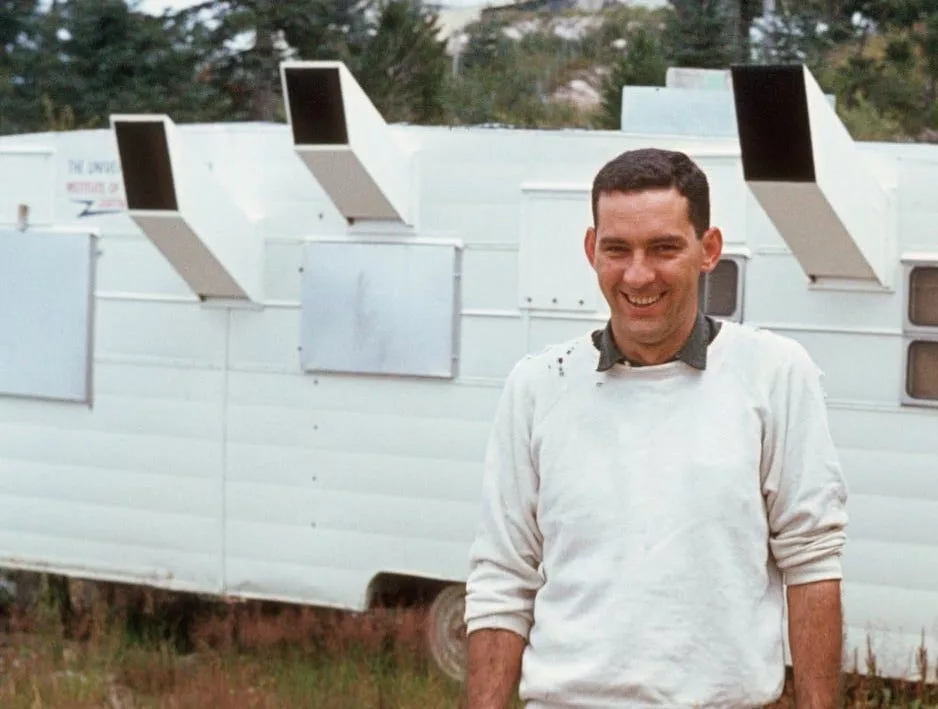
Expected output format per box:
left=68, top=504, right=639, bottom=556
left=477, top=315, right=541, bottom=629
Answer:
left=463, top=148, right=848, bottom=709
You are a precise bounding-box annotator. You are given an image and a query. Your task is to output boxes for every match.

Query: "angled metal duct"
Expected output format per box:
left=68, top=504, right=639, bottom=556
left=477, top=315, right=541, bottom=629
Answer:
left=730, top=64, right=891, bottom=285
left=110, top=115, right=263, bottom=302
left=279, top=60, right=414, bottom=225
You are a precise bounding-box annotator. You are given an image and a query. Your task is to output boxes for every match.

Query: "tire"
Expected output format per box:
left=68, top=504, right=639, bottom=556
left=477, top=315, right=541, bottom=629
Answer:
left=426, top=584, right=468, bottom=682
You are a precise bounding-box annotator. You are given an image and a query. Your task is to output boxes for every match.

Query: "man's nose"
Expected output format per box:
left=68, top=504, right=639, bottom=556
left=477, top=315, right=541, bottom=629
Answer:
left=622, top=256, right=655, bottom=289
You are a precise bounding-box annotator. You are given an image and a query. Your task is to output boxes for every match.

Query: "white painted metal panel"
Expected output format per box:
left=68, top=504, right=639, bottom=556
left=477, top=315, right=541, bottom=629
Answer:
left=828, top=406, right=938, bottom=456
left=95, top=234, right=192, bottom=297
left=621, top=86, right=738, bottom=137
left=227, top=368, right=500, bottom=418
left=837, top=448, right=938, bottom=501
left=225, top=445, right=484, bottom=502
left=461, top=247, right=518, bottom=312
left=421, top=203, right=520, bottom=245
left=261, top=241, right=304, bottom=303
left=229, top=308, right=301, bottom=374
left=95, top=299, right=226, bottom=367
left=0, top=369, right=225, bottom=591
left=457, top=317, right=526, bottom=380
left=519, top=187, right=598, bottom=312
left=743, top=254, right=900, bottom=330
left=0, top=147, right=55, bottom=226
left=0, top=229, right=95, bottom=403
left=897, top=157, right=938, bottom=219
left=226, top=405, right=491, bottom=463
left=764, top=332, right=902, bottom=406
left=300, top=240, right=460, bottom=378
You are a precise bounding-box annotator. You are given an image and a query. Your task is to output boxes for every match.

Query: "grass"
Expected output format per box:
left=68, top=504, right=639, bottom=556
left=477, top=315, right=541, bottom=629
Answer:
left=1, top=575, right=937, bottom=708
left=0, top=578, right=475, bottom=709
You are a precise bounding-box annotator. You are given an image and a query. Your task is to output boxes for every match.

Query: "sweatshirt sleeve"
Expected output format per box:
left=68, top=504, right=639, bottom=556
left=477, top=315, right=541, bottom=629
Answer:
left=761, top=340, right=849, bottom=587
left=463, top=358, right=544, bottom=640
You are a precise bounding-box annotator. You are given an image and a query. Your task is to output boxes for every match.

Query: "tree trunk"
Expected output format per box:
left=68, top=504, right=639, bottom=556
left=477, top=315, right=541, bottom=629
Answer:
left=250, top=26, right=276, bottom=122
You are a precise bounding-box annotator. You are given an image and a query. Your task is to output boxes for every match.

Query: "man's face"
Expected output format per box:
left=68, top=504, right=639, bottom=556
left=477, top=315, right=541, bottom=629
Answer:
left=584, top=187, right=722, bottom=360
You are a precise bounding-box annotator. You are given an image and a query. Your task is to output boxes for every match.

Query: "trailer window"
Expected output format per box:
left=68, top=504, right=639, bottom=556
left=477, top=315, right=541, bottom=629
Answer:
left=906, top=341, right=938, bottom=400
left=909, top=266, right=938, bottom=327
left=699, top=259, right=740, bottom=318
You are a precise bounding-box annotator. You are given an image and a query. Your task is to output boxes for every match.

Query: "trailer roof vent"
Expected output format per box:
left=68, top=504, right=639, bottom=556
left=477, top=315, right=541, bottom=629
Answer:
left=110, top=115, right=263, bottom=303
left=731, top=64, right=891, bottom=285
left=280, top=61, right=414, bottom=225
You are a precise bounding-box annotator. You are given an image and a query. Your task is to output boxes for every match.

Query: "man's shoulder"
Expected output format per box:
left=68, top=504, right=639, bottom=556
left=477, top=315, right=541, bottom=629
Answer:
left=506, top=332, right=597, bottom=389
left=718, top=321, right=824, bottom=387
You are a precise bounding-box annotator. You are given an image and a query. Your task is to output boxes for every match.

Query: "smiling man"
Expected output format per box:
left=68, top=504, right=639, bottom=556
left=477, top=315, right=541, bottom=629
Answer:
left=463, top=148, right=849, bottom=709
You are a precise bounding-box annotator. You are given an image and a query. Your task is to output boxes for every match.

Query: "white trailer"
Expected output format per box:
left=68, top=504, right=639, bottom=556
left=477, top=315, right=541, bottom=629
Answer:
left=0, top=61, right=936, bottom=683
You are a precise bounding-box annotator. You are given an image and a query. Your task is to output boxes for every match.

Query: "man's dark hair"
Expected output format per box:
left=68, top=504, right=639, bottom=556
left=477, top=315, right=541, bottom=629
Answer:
left=591, top=148, right=710, bottom=237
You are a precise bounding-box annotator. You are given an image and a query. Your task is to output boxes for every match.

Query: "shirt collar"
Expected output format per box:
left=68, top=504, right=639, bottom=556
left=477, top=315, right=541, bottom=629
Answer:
left=591, top=312, right=720, bottom=372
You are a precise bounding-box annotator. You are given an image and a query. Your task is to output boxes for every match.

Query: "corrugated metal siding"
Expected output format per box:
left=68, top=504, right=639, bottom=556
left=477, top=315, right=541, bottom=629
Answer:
left=0, top=125, right=936, bottom=680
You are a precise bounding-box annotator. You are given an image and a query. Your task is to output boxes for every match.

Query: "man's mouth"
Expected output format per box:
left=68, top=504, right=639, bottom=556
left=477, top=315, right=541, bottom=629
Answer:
left=623, top=293, right=665, bottom=308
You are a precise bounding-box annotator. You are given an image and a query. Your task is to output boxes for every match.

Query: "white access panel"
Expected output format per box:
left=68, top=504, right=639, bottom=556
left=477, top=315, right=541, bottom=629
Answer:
left=300, top=240, right=460, bottom=378
left=0, top=148, right=55, bottom=226
left=0, top=228, right=96, bottom=403
left=519, top=186, right=600, bottom=313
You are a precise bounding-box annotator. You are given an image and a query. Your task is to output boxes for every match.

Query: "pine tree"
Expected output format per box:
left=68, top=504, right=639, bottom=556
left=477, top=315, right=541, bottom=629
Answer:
left=347, top=0, right=449, bottom=124
left=0, top=0, right=42, bottom=133
left=2, top=0, right=215, bottom=134
left=662, top=0, right=736, bottom=70
left=598, top=28, right=667, bottom=129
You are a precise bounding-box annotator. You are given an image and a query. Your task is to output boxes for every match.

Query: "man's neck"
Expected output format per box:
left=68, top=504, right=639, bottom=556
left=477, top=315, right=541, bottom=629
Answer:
left=611, top=311, right=699, bottom=367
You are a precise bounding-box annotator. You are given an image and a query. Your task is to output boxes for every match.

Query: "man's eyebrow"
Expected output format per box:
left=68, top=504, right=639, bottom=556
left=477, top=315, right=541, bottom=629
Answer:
left=598, top=234, right=685, bottom=246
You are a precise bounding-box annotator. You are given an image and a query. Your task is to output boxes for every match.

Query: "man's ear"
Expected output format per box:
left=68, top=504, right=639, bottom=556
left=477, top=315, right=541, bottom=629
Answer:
left=585, top=226, right=597, bottom=268
left=700, top=227, right=724, bottom=273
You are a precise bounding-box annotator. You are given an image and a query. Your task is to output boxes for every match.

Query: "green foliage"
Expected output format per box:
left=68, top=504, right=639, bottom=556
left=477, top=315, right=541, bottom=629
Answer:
left=445, top=14, right=589, bottom=128
left=2, top=0, right=938, bottom=142
left=1, top=0, right=218, bottom=134
left=597, top=28, right=667, bottom=129
left=663, top=0, right=737, bottom=69
left=350, top=0, right=449, bottom=124
left=836, top=92, right=906, bottom=140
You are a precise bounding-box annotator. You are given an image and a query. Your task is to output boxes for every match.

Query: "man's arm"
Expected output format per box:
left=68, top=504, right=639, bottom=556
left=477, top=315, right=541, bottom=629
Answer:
left=787, top=580, right=844, bottom=709
left=465, top=628, right=526, bottom=709
left=759, top=339, right=848, bottom=706
left=463, top=358, right=544, bottom=709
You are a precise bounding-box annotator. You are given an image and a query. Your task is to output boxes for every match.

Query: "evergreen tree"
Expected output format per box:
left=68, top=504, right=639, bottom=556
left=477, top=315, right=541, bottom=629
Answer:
left=597, top=27, right=667, bottom=129
left=0, top=0, right=42, bottom=133
left=662, top=0, right=737, bottom=70
left=347, top=0, right=449, bottom=124
left=178, top=0, right=372, bottom=121
left=2, top=0, right=214, bottom=134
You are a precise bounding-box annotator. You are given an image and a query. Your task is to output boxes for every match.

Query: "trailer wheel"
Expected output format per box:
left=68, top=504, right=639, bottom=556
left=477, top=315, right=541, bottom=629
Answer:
left=426, top=584, right=468, bottom=681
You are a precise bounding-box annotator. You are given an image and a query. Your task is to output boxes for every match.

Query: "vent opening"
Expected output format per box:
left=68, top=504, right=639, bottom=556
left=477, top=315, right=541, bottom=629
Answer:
left=114, top=121, right=178, bottom=211
left=731, top=65, right=815, bottom=183
left=284, top=67, right=349, bottom=146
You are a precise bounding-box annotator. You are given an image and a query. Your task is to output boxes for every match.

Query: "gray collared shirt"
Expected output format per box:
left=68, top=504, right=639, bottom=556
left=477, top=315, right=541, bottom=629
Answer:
left=591, top=312, right=722, bottom=372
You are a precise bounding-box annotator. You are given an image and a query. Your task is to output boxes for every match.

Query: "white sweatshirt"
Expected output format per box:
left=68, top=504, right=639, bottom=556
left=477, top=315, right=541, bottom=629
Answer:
left=464, top=321, right=848, bottom=709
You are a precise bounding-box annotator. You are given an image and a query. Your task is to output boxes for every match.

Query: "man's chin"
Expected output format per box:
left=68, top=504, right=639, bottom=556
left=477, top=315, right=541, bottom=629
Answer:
left=611, top=321, right=666, bottom=346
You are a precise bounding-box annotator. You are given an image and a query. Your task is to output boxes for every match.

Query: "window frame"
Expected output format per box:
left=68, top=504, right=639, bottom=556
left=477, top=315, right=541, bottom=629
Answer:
left=900, top=254, right=938, bottom=408
left=699, top=252, right=747, bottom=323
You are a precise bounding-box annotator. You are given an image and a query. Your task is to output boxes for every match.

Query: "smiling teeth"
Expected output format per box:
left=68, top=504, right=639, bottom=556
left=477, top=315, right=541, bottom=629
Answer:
left=627, top=294, right=663, bottom=306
